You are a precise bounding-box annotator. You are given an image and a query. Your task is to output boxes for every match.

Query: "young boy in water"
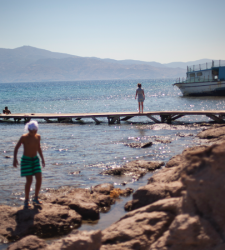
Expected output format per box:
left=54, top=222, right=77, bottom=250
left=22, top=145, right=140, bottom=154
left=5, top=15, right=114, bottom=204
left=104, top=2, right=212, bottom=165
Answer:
left=13, top=120, right=45, bottom=208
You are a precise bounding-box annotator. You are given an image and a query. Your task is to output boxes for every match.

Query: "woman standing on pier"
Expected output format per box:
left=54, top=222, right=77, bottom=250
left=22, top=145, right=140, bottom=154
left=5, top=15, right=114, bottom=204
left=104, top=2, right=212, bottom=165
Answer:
left=135, top=83, right=145, bottom=113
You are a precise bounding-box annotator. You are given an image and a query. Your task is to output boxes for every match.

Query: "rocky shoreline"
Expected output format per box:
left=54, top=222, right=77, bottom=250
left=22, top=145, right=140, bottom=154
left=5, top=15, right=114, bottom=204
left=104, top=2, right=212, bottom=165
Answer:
left=3, top=124, right=225, bottom=249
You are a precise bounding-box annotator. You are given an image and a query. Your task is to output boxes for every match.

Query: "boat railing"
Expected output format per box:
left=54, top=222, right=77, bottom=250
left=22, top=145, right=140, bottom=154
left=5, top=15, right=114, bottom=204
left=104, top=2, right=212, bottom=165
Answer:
left=187, top=60, right=225, bottom=72
left=174, top=77, right=216, bottom=84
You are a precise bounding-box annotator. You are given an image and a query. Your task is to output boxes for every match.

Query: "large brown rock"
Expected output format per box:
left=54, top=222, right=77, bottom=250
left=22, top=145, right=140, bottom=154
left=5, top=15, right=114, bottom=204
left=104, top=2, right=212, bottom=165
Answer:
left=105, top=142, right=225, bottom=249
left=181, top=142, right=225, bottom=239
left=7, top=235, right=48, bottom=250
left=150, top=214, right=221, bottom=250
left=149, top=142, right=225, bottom=249
left=7, top=230, right=102, bottom=250
left=148, top=146, right=208, bottom=184
left=124, top=148, right=201, bottom=212
left=197, top=125, right=225, bottom=139
left=40, top=187, right=115, bottom=220
left=0, top=203, right=81, bottom=242
left=47, top=230, right=102, bottom=250
left=92, top=183, right=114, bottom=195
left=101, top=198, right=181, bottom=250
left=124, top=181, right=184, bottom=211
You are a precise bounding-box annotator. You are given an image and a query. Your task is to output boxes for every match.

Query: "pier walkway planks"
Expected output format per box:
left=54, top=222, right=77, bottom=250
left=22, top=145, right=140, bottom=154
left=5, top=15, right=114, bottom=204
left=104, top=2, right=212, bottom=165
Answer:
left=1, top=111, right=225, bottom=124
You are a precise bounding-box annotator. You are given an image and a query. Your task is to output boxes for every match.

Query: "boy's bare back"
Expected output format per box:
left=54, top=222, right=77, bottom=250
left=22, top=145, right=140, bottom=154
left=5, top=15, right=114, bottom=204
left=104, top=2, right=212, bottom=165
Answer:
left=20, top=132, right=41, bottom=158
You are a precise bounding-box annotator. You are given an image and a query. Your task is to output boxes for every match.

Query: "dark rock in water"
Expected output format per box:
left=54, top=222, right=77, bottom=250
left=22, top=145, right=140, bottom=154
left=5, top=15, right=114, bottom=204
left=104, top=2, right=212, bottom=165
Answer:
left=176, top=132, right=193, bottom=137
left=124, top=141, right=153, bottom=148
left=4, top=155, right=12, bottom=159
left=0, top=203, right=82, bottom=242
left=69, top=171, right=81, bottom=175
left=101, top=160, right=164, bottom=182
left=93, top=183, right=114, bottom=195
left=155, top=139, right=172, bottom=144
left=125, top=160, right=164, bottom=171
left=102, top=168, right=126, bottom=176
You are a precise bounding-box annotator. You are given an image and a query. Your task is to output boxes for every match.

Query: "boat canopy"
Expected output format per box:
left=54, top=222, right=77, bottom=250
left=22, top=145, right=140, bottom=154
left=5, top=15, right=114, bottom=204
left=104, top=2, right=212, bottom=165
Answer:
left=187, top=60, right=225, bottom=73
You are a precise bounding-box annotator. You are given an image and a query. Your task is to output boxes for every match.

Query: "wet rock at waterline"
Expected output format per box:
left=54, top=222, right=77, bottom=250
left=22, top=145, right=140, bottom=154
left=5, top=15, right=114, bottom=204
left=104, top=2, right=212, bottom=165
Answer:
left=176, top=132, right=193, bottom=137
left=0, top=203, right=82, bottom=243
left=4, top=155, right=12, bottom=159
left=92, top=183, right=114, bottom=195
left=39, top=187, right=114, bottom=220
left=154, top=138, right=172, bottom=144
left=68, top=171, right=81, bottom=175
left=101, top=160, right=164, bottom=181
left=124, top=141, right=153, bottom=148
left=197, top=124, right=225, bottom=140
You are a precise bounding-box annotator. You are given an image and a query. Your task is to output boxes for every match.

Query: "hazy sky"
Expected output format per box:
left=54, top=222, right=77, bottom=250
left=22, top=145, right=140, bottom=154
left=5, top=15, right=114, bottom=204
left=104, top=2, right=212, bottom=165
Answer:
left=1, top=0, right=225, bottom=63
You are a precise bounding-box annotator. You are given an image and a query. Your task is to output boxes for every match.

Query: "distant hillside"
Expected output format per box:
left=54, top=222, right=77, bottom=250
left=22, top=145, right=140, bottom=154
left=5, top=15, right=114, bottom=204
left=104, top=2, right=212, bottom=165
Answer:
left=164, top=59, right=213, bottom=69
left=0, top=46, right=214, bottom=83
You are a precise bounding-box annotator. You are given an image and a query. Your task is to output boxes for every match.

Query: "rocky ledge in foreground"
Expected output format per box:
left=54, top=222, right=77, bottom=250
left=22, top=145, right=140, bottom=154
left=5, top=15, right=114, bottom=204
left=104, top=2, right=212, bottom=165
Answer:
left=7, top=125, right=225, bottom=249
left=0, top=183, right=133, bottom=243
left=8, top=138, right=225, bottom=249
left=101, top=160, right=165, bottom=182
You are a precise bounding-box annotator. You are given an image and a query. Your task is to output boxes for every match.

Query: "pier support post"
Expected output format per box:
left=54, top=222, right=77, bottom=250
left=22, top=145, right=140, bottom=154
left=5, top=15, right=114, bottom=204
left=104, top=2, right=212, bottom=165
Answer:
left=121, top=116, right=134, bottom=121
left=206, top=114, right=224, bottom=122
left=44, top=118, right=53, bottom=123
left=24, top=117, right=31, bottom=123
left=146, top=115, right=160, bottom=123
left=14, top=118, right=22, bottom=123
left=160, top=115, right=172, bottom=124
left=58, top=117, right=72, bottom=123
left=92, top=117, right=101, bottom=125
left=107, top=116, right=120, bottom=124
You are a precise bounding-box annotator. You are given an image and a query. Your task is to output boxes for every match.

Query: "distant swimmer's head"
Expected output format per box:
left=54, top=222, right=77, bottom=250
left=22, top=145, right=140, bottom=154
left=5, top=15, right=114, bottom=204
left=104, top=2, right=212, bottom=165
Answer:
left=5, top=107, right=8, bottom=110
left=137, top=83, right=142, bottom=88
left=25, top=120, right=39, bottom=132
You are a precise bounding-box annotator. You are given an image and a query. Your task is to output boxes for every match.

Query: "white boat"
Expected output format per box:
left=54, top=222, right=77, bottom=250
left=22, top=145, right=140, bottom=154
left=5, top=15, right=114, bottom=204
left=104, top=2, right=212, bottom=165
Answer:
left=174, top=60, right=225, bottom=96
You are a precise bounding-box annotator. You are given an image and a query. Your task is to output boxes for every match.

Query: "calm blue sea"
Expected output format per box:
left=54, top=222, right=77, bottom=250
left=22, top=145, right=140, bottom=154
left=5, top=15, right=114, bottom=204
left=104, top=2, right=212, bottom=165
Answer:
left=1, top=79, right=225, bottom=205
left=1, top=79, right=225, bottom=248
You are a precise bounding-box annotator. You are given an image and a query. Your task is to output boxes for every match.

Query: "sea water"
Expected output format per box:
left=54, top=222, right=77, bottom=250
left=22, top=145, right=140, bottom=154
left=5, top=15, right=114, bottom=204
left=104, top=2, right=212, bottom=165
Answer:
left=0, top=79, right=225, bottom=247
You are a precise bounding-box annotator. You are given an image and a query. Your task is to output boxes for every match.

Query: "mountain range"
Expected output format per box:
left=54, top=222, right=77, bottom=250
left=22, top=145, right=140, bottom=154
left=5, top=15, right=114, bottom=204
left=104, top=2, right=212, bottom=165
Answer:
left=0, top=46, right=214, bottom=83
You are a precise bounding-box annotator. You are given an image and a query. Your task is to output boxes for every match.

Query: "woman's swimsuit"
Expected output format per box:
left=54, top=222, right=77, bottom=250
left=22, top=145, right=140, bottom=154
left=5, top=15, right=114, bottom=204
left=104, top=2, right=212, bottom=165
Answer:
left=21, top=155, right=41, bottom=177
left=136, top=88, right=144, bottom=102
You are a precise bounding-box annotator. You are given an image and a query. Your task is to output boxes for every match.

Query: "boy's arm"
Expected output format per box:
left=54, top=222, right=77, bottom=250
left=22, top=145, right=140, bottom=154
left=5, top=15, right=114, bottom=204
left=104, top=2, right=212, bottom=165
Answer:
left=13, top=137, right=23, bottom=167
left=38, top=136, right=45, bottom=167
left=135, top=90, right=137, bottom=99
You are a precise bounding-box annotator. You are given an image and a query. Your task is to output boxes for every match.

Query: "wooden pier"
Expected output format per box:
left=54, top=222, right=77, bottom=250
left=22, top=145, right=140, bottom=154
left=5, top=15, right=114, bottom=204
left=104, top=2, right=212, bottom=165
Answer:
left=1, top=111, right=225, bottom=124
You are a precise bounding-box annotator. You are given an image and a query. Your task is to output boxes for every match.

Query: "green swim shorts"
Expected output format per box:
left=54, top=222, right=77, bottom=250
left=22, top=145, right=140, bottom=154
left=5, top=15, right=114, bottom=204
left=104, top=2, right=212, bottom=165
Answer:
left=21, top=155, right=42, bottom=177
